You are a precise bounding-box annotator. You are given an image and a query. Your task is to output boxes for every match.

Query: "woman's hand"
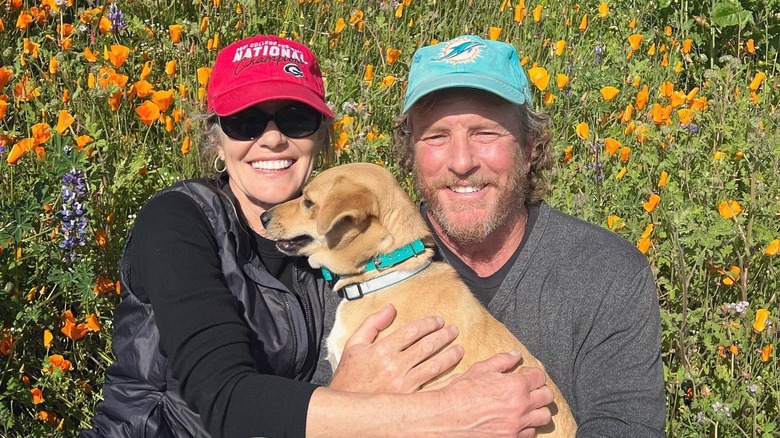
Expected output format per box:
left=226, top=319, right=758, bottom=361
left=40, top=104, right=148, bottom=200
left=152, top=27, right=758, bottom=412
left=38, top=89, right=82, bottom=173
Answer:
left=329, top=304, right=464, bottom=393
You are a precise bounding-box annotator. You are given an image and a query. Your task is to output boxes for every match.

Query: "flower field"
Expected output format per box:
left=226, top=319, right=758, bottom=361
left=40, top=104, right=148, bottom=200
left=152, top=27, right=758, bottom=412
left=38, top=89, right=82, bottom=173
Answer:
left=0, top=0, right=778, bottom=436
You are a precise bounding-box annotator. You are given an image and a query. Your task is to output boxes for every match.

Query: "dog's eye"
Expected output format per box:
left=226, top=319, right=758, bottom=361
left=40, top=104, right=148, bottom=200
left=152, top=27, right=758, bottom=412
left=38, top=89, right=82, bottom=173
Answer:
left=303, top=198, right=314, bottom=208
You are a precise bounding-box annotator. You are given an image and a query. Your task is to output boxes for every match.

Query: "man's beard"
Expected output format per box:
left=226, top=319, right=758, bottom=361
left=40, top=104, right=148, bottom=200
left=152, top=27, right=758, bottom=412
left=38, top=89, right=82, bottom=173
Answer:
left=415, top=160, right=529, bottom=245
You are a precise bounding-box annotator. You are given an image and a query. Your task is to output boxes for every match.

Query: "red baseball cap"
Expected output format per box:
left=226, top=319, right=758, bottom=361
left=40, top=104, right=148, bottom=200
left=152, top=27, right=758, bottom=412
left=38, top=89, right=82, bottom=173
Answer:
left=207, top=34, right=334, bottom=118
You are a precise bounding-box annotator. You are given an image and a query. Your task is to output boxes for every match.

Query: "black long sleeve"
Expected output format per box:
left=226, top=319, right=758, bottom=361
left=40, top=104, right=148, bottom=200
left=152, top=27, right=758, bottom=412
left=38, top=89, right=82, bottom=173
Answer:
left=128, top=191, right=317, bottom=437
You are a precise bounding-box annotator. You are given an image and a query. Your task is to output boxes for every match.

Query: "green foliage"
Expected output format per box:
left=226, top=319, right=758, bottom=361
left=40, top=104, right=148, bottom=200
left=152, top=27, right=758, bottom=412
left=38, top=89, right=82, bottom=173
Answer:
left=0, top=0, right=778, bottom=436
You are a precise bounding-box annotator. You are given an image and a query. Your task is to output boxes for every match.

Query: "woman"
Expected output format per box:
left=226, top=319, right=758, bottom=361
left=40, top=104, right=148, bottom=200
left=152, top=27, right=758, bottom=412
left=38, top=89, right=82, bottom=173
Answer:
left=82, top=34, right=553, bottom=438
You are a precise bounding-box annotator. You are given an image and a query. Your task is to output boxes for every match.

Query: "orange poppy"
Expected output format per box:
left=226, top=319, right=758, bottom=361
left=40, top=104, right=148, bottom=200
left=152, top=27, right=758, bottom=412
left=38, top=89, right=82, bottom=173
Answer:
left=32, top=123, right=52, bottom=144
left=197, top=67, right=212, bottom=86
left=55, top=110, right=74, bottom=134
left=643, top=194, right=660, bottom=213
left=136, top=101, right=161, bottom=126
left=181, top=136, right=192, bottom=155
left=635, top=85, right=649, bottom=110
left=604, top=138, right=621, bottom=156
left=364, top=64, right=374, bottom=82
left=575, top=122, right=589, bottom=140
left=578, top=14, right=588, bottom=32
left=0, top=67, right=12, bottom=89
left=31, top=388, right=44, bottom=404
left=151, top=89, right=174, bottom=112
left=718, top=200, right=744, bottom=219
left=108, top=44, right=130, bottom=68
left=527, top=66, right=550, bottom=90
left=86, top=314, right=101, bottom=332
left=488, top=27, right=502, bottom=41
left=514, top=3, right=527, bottom=23
left=761, top=345, right=774, bottom=362
left=0, top=335, right=13, bottom=355
left=379, top=75, right=396, bottom=89
left=43, top=329, right=53, bottom=348
left=677, top=108, right=692, bottom=125
left=169, top=24, right=184, bottom=44
left=132, top=80, right=154, bottom=98
left=658, top=171, right=669, bottom=188
left=6, top=138, right=34, bottom=165
left=598, top=2, right=609, bottom=18
left=765, top=239, right=780, bottom=256
left=386, top=48, right=402, bottom=64
left=165, top=59, right=177, bottom=76
left=0, top=100, right=7, bottom=120
left=556, top=73, right=569, bottom=89
left=61, top=310, right=89, bottom=341
left=94, top=276, right=115, bottom=295
left=49, top=354, right=73, bottom=372
left=682, top=39, right=693, bottom=54
left=746, top=39, right=755, bottom=54
left=532, top=5, right=543, bottom=22
left=600, top=86, right=619, bottom=101
left=554, top=40, right=566, bottom=56
left=753, top=309, right=770, bottom=332
left=637, top=237, right=651, bottom=254
left=659, top=81, right=674, bottom=97
left=749, top=72, right=766, bottom=91
left=334, top=17, right=346, bottom=34
left=16, top=11, right=33, bottom=29
left=619, top=146, right=631, bottom=163
left=607, top=215, right=624, bottom=231
left=75, top=135, right=94, bottom=152
left=628, top=34, right=643, bottom=51
left=49, top=56, right=59, bottom=74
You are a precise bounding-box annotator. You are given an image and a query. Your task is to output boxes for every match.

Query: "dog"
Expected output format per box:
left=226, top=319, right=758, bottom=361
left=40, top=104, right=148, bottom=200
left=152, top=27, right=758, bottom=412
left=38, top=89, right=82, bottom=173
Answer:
left=261, top=162, right=577, bottom=436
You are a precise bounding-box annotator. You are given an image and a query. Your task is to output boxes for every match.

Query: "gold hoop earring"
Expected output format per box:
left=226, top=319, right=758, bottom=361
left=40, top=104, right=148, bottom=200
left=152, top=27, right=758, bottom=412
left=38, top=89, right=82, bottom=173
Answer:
left=214, top=156, right=226, bottom=173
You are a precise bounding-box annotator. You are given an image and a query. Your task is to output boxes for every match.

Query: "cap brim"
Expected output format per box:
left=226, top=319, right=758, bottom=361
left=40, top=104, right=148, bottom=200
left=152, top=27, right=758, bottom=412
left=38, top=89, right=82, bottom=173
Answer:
left=211, top=81, right=335, bottom=119
left=403, top=73, right=529, bottom=113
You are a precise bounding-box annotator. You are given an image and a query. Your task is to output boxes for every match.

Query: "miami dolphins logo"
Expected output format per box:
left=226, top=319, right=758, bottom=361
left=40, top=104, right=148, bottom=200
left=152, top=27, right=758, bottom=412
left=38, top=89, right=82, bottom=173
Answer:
left=432, top=38, right=484, bottom=64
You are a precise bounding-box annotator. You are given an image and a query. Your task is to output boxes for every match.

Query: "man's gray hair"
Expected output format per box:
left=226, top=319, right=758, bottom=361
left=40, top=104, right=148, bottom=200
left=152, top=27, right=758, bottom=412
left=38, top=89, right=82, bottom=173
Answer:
left=393, top=88, right=553, bottom=203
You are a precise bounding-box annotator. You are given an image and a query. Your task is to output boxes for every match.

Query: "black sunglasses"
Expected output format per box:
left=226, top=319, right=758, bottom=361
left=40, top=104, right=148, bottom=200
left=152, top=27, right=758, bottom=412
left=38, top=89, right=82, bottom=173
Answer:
left=217, top=104, right=323, bottom=141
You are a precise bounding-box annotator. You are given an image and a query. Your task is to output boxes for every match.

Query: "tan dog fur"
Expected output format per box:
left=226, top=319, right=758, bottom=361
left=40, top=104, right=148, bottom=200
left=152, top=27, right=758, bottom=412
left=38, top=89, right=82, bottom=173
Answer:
left=263, top=163, right=577, bottom=436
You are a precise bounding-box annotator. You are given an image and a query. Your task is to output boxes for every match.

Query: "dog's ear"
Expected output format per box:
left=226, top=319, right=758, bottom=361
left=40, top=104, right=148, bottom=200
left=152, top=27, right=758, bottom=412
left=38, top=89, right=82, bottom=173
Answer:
left=316, top=177, right=378, bottom=235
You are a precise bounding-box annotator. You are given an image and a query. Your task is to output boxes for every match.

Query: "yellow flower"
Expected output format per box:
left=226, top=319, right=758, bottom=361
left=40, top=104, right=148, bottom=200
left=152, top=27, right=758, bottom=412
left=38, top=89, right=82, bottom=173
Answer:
left=616, top=167, right=627, bottom=180
left=554, top=40, right=566, bottom=56
left=607, top=215, right=625, bottom=231
left=334, top=18, right=346, bottom=34
left=600, top=86, right=619, bottom=101
left=43, top=330, right=53, bottom=349
left=575, top=122, right=589, bottom=140
left=753, top=309, right=770, bottom=333
left=379, top=75, right=396, bottom=89
left=718, top=200, right=744, bottom=219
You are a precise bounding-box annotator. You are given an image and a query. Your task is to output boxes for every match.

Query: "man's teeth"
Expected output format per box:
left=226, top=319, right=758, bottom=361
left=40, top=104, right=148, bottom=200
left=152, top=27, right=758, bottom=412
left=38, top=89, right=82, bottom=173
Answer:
left=450, top=186, right=482, bottom=193
left=252, top=160, right=293, bottom=170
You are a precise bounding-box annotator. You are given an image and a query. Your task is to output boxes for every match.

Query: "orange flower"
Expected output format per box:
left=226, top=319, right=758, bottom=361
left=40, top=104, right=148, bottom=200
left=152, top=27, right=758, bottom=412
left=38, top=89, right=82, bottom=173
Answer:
left=604, top=137, right=621, bottom=156
left=364, top=64, right=374, bottom=82
left=165, top=59, right=177, bottom=76
left=379, top=75, right=396, bottom=89
left=386, top=48, right=402, bottom=64
left=578, top=14, right=587, bottom=32
left=598, top=2, right=609, bottom=18
left=37, top=410, right=59, bottom=425
left=32, top=123, right=52, bottom=144
left=718, top=200, right=744, bottom=219
left=635, top=85, right=649, bottom=110
left=169, top=24, right=184, bottom=44
left=488, top=27, right=502, bottom=41
left=0, top=100, right=7, bottom=120
left=682, top=39, right=693, bottom=54
left=658, top=171, right=668, bottom=188
left=677, top=108, right=692, bottom=125
left=514, top=3, right=527, bottom=22
left=0, top=67, right=12, bottom=89
left=23, top=38, right=40, bottom=58
left=0, top=335, right=13, bottom=355
left=61, top=310, right=89, bottom=341
left=95, top=229, right=107, bottom=248
left=746, top=39, right=755, bottom=54
left=181, top=136, right=192, bottom=155
left=554, top=40, right=566, bottom=56
left=31, top=388, right=44, bottom=404
left=334, top=17, right=346, bottom=34
left=200, top=16, right=209, bottom=33
left=532, top=5, right=543, bottom=22
left=55, top=110, right=74, bottom=134
left=132, top=80, right=154, bottom=98
left=619, top=146, right=631, bottom=163
left=136, top=101, right=161, bottom=126
left=761, top=345, right=774, bottom=362
left=749, top=72, right=766, bottom=91
left=527, top=66, right=550, bottom=91
left=562, top=145, right=573, bottom=162
left=600, top=86, right=619, bottom=101
left=151, top=89, right=174, bottom=112
left=643, top=193, right=660, bottom=213
left=108, top=44, right=130, bottom=68
left=753, top=309, right=770, bottom=333
left=75, top=135, right=94, bottom=152
left=637, top=237, right=651, bottom=254
left=765, top=239, right=780, bottom=256
left=628, top=33, right=643, bottom=51
left=197, top=67, right=212, bottom=86
left=659, top=81, right=674, bottom=97
left=6, top=138, right=34, bottom=165
left=94, top=276, right=116, bottom=295
left=86, top=314, right=101, bottom=332
left=49, top=56, right=59, bottom=74
left=575, top=122, right=589, bottom=140
left=140, top=61, right=152, bottom=80
left=49, top=354, right=72, bottom=372
left=16, top=11, right=33, bottom=29
left=607, top=215, right=625, bottom=231
left=43, top=329, right=53, bottom=348
left=82, top=47, right=98, bottom=63
left=99, top=16, right=112, bottom=34
left=556, top=73, right=569, bottom=89
left=543, top=91, right=556, bottom=105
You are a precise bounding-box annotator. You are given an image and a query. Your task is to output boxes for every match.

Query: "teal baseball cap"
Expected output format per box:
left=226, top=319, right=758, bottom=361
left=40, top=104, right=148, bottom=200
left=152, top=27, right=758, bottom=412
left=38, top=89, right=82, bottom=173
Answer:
left=402, top=35, right=534, bottom=113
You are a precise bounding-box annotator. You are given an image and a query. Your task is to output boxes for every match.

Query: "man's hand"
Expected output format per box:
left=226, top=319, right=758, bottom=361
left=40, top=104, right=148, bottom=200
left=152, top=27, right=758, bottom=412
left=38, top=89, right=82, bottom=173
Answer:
left=329, top=304, right=464, bottom=393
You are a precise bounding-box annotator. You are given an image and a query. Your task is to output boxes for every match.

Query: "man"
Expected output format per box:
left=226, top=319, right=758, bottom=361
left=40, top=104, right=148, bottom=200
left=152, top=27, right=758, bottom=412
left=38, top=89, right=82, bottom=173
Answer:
left=394, top=35, right=666, bottom=436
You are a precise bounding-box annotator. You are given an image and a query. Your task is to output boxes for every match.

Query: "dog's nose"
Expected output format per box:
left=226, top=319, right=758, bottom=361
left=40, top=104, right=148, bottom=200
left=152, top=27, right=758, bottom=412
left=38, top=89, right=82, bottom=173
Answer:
left=260, top=211, right=271, bottom=227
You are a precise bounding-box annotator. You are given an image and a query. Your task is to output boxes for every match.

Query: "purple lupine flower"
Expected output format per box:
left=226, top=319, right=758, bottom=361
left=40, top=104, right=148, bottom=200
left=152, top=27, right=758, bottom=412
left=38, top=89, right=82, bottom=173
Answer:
left=59, top=169, right=89, bottom=259
left=594, top=43, right=604, bottom=65
left=107, top=3, right=127, bottom=33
